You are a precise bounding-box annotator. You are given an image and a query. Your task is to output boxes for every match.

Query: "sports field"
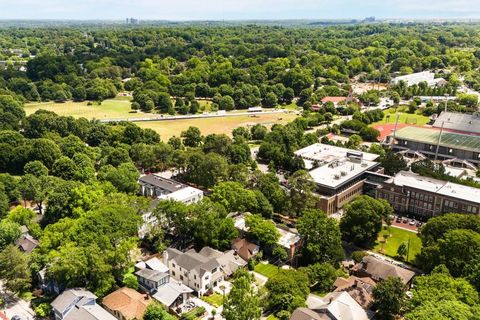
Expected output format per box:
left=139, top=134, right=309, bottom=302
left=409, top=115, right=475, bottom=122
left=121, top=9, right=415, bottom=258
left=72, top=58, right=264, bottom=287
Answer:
left=136, top=113, right=297, bottom=139
left=394, top=126, right=480, bottom=152
left=370, top=107, right=430, bottom=127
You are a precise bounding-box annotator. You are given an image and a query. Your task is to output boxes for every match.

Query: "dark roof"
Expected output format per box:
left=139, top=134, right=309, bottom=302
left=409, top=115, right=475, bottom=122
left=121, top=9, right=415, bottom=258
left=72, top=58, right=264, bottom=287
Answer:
left=290, top=308, right=326, bottom=320
left=16, top=234, right=39, bottom=253
left=354, top=256, right=415, bottom=284
left=139, top=175, right=186, bottom=193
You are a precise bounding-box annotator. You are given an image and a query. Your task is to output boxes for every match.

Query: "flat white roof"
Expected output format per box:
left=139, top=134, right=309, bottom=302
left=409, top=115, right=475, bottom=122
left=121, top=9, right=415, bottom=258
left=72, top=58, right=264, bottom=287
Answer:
left=390, top=171, right=446, bottom=193
left=294, top=144, right=380, bottom=188
left=277, top=227, right=301, bottom=249
left=388, top=171, right=480, bottom=205
left=437, top=182, right=480, bottom=204
left=158, top=186, right=203, bottom=202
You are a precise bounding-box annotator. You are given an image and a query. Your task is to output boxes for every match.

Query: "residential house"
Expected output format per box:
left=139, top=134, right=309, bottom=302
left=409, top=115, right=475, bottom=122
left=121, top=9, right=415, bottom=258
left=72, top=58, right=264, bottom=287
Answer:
left=51, top=288, right=116, bottom=320
left=16, top=233, right=39, bottom=253
left=135, top=269, right=169, bottom=293
left=321, top=96, right=348, bottom=106
left=138, top=174, right=203, bottom=204
left=291, top=291, right=370, bottom=320
left=351, top=255, right=415, bottom=286
left=232, top=212, right=302, bottom=260
left=152, top=280, right=193, bottom=311
left=231, top=238, right=259, bottom=261
left=102, top=287, right=152, bottom=320
left=163, top=247, right=246, bottom=296
left=332, top=276, right=376, bottom=309
left=135, top=256, right=169, bottom=273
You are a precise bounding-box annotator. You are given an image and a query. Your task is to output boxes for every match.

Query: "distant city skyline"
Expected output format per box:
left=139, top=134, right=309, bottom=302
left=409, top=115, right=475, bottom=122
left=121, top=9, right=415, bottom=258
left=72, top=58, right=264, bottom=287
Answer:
left=1, top=0, right=479, bottom=21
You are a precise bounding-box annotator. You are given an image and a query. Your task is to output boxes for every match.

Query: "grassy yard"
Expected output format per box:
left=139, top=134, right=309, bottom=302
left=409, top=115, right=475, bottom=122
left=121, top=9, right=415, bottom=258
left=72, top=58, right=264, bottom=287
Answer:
left=266, top=315, right=279, bottom=320
left=201, top=293, right=224, bottom=307
left=254, top=262, right=280, bottom=278
left=136, top=113, right=297, bottom=139
left=23, top=97, right=146, bottom=120
left=370, top=107, right=430, bottom=126
left=373, top=226, right=422, bottom=264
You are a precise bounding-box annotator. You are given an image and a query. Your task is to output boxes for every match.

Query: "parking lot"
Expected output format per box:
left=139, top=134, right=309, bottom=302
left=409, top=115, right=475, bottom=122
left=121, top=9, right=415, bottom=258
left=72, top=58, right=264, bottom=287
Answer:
left=391, top=216, right=422, bottom=232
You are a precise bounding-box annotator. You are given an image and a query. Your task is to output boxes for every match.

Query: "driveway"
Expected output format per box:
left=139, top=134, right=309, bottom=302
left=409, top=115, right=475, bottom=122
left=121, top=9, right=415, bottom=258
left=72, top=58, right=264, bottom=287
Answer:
left=250, top=271, right=268, bottom=287
left=1, top=293, right=35, bottom=320
left=190, top=297, right=224, bottom=320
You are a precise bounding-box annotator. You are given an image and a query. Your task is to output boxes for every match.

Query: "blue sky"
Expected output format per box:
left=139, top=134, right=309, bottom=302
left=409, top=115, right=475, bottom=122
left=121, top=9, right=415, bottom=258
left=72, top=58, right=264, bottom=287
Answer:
left=0, top=0, right=479, bottom=20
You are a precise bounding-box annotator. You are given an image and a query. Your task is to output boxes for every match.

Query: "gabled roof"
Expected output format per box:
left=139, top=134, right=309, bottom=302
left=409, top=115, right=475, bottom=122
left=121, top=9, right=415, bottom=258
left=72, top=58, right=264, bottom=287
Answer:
left=333, top=276, right=375, bottom=309
left=320, top=292, right=369, bottom=320
left=16, top=234, right=39, bottom=253
left=152, top=279, right=193, bottom=307
left=51, top=288, right=116, bottom=320
left=232, top=238, right=259, bottom=261
left=135, top=268, right=169, bottom=282
left=102, top=287, right=152, bottom=320
left=51, top=288, right=97, bottom=313
left=290, top=307, right=326, bottom=320
left=354, top=256, right=415, bottom=284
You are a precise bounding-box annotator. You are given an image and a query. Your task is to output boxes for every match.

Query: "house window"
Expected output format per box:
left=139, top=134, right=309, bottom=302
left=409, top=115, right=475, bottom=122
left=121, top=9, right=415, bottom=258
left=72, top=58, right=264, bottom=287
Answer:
left=172, top=271, right=176, bottom=276
left=172, top=263, right=176, bottom=268
left=194, top=275, right=196, bottom=280
left=180, top=275, right=184, bottom=281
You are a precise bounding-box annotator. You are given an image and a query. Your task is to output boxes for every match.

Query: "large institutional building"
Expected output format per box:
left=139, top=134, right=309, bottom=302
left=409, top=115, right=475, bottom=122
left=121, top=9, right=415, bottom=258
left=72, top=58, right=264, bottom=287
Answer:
left=375, top=170, right=480, bottom=217
left=294, top=144, right=383, bottom=214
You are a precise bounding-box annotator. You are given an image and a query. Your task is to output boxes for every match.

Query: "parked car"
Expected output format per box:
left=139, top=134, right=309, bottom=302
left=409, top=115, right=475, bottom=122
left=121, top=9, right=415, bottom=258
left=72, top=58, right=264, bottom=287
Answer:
left=396, top=216, right=402, bottom=223
left=402, top=217, right=409, bottom=223
left=409, top=219, right=416, bottom=226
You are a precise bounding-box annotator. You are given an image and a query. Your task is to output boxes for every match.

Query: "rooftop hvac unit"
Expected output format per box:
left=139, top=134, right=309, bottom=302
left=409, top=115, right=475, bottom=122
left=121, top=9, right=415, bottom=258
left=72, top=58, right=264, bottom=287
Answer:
left=334, top=174, right=341, bottom=180
left=341, top=171, right=347, bottom=176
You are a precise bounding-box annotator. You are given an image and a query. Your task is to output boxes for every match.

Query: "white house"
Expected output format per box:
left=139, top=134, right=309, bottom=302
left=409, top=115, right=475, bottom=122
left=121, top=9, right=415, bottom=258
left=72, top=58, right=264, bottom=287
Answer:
left=163, top=247, right=246, bottom=296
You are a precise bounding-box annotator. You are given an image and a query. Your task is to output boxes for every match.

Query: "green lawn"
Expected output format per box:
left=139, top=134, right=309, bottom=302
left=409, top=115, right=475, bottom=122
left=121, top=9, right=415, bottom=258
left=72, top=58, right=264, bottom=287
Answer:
left=266, top=315, right=279, bottom=320
left=254, top=263, right=280, bottom=278
left=373, top=226, right=422, bottom=264
left=201, top=293, right=224, bottom=307
left=371, top=107, right=430, bottom=126
left=23, top=97, right=146, bottom=120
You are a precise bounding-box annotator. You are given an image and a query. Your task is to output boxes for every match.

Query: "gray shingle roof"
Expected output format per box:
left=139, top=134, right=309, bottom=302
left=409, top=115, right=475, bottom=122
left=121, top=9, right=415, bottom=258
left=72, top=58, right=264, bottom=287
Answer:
left=135, top=268, right=169, bottom=282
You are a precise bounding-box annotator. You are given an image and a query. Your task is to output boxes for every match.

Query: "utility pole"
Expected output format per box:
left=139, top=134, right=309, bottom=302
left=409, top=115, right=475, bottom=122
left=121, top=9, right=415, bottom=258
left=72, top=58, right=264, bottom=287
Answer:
left=444, top=93, right=448, bottom=113
left=391, top=112, right=401, bottom=145
left=434, top=121, right=445, bottom=162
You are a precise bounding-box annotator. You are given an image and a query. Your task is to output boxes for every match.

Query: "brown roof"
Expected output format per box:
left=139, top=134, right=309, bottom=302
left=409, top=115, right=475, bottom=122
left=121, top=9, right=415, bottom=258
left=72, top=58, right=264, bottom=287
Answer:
left=321, top=96, right=347, bottom=103
left=333, top=276, right=375, bottom=309
left=290, top=308, right=327, bottom=320
left=231, top=238, right=259, bottom=261
left=102, top=287, right=152, bottom=320
left=353, top=256, right=415, bottom=285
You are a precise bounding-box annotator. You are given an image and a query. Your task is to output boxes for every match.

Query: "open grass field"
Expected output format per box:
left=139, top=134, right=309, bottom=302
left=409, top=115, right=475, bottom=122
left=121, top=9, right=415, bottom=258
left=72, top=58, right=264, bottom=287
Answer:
left=254, top=262, right=280, bottom=278
left=373, top=226, right=422, bottom=264
left=23, top=97, right=149, bottom=120
left=370, top=107, right=430, bottom=127
left=137, top=112, right=298, bottom=139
